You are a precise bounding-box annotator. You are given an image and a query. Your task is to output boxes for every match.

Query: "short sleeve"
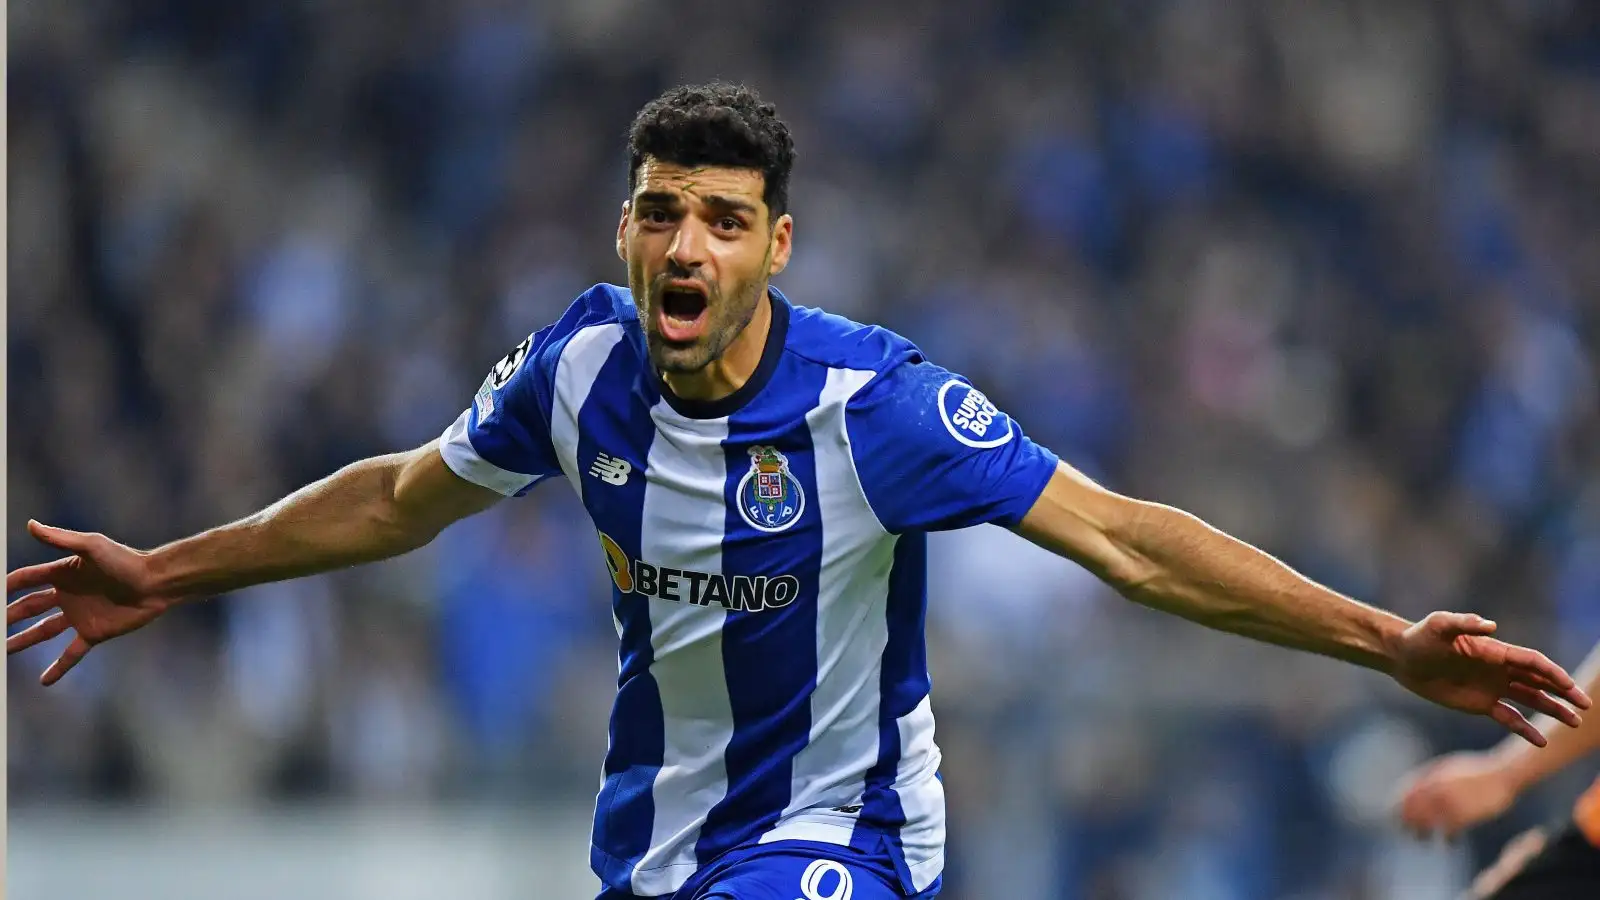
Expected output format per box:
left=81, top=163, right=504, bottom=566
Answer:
left=439, top=290, right=617, bottom=496
left=845, top=360, right=1059, bottom=533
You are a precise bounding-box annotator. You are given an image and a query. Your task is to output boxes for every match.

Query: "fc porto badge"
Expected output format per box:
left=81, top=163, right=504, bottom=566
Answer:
left=737, top=446, right=805, bottom=533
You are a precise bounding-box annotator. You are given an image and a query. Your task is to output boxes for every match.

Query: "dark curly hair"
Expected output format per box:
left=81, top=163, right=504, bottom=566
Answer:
left=627, top=82, right=796, bottom=219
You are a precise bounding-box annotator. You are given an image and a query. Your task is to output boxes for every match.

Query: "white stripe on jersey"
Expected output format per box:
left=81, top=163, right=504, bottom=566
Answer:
left=631, top=406, right=736, bottom=897
left=759, top=367, right=889, bottom=846
left=895, top=695, right=947, bottom=892
left=548, top=324, right=626, bottom=487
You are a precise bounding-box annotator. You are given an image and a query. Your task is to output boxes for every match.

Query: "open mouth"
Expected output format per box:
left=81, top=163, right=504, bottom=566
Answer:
left=657, top=281, right=709, bottom=342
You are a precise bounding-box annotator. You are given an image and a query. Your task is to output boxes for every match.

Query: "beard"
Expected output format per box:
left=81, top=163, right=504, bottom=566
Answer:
left=634, top=266, right=767, bottom=376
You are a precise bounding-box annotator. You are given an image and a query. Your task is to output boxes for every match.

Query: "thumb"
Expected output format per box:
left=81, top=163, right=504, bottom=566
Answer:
left=28, top=520, right=93, bottom=553
left=1435, top=611, right=1497, bottom=638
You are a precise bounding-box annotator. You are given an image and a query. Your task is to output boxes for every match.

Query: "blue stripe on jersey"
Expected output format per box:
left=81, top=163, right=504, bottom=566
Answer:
left=694, top=354, right=830, bottom=865
left=853, top=532, right=930, bottom=857
left=583, top=340, right=665, bottom=889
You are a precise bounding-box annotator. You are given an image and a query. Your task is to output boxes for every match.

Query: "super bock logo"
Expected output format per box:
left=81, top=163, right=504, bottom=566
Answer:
left=737, top=446, right=805, bottom=533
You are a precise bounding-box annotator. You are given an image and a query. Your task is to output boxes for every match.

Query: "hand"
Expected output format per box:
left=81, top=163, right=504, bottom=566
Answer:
left=7, top=520, right=185, bottom=685
left=1396, top=751, right=1520, bottom=839
left=1390, top=612, right=1591, bottom=746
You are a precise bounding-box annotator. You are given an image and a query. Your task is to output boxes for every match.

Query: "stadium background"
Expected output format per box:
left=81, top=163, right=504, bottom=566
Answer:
left=7, top=1, right=1599, bottom=897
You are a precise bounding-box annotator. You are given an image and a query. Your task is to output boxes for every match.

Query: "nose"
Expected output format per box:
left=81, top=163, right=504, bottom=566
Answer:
left=666, top=219, right=708, bottom=272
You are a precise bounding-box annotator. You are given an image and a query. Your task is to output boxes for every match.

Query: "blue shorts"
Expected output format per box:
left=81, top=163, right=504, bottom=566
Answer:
left=596, top=839, right=942, bottom=900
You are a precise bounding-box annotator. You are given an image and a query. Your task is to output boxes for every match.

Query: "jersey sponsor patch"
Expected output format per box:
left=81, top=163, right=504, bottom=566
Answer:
left=595, top=531, right=799, bottom=612
left=936, top=379, right=1014, bottom=448
left=737, top=445, right=806, bottom=533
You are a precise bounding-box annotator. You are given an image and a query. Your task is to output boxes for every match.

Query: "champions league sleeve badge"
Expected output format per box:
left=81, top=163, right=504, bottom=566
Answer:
left=737, top=446, right=806, bottom=533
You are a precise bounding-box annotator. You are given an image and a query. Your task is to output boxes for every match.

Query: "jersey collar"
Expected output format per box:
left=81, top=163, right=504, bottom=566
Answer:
left=656, top=287, right=790, bottom=420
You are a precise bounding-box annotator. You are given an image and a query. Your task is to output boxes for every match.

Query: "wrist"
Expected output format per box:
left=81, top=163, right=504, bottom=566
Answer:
left=1488, top=741, right=1541, bottom=795
left=140, top=544, right=178, bottom=596
left=1369, top=609, right=1412, bottom=676
left=142, top=541, right=204, bottom=599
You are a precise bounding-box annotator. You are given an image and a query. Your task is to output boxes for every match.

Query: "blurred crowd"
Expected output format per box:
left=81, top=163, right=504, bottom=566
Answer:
left=9, top=1, right=1600, bottom=898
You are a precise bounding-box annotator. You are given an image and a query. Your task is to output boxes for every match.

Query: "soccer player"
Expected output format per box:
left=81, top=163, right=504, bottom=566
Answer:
left=1398, top=640, right=1600, bottom=899
left=7, top=83, right=1592, bottom=900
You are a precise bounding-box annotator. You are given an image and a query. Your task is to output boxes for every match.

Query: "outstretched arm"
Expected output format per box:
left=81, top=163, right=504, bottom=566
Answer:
left=1013, top=461, right=1591, bottom=744
left=8, top=444, right=501, bottom=683
left=144, top=443, right=500, bottom=597
left=1397, top=641, right=1600, bottom=839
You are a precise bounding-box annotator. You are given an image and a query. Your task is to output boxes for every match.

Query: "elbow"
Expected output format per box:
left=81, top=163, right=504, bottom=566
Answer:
left=1093, top=503, right=1167, bottom=597
left=1097, top=509, right=1191, bottom=608
left=371, top=504, right=435, bottom=554
left=1103, top=548, right=1166, bottom=601
left=373, top=460, right=440, bottom=552
left=1089, top=520, right=1162, bottom=598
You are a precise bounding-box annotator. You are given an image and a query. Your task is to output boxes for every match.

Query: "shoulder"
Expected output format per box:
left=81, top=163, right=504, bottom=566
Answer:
left=547, top=283, right=639, bottom=341
left=482, top=284, right=640, bottom=408
left=781, top=291, right=924, bottom=377
left=779, top=291, right=984, bottom=422
left=513, top=283, right=640, bottom=373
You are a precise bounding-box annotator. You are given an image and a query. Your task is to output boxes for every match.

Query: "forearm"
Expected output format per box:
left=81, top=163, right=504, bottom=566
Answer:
left=1015, top=465, right=1411, bottom=670
left=146, top=449, right=452, bottom=598
left=1107, top=500, right=1408, bottom=671
left=1490, top=642, right=1600, bottom=792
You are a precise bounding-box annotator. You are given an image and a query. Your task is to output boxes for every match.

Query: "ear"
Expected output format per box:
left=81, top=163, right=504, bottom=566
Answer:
left=616, top=201, right=631, bottom=264
left=767, top=213, right=794, bottom=277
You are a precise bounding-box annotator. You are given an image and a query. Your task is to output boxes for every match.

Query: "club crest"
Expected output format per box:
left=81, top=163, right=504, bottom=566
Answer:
left=737, top=445, right=805, bottom=533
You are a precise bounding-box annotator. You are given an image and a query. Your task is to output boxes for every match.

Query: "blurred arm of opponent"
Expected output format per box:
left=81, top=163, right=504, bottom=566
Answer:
left=1013, top=460, right=1591, bottom=745
left=7, top=445, right=501, bottom=684
left=1397, top=639, right=1600, bottom=840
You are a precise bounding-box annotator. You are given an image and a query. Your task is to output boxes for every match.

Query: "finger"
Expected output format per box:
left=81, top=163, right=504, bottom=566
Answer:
left=1504, top=646, right=1590, bottom=708
left=28, top=520, right=95, bottom=554
left=1489, top=700, right=1546, bottom=747
left=1503, top=645, right=1573, bottom=688
left=41, top=635, right=91, bottom=686
left=1507, top=666, right=1593, bottom=712
left=1568, top=684, right=1593, bottom=710
left=1436, top=612, right=1498, bottom=638
left=1506, top=682, right=1582, bottom=728
left=6, top=587, right=60, bottom=626
left=7, top=611, right=68, bottom=654
left=7, top=556, right=75, bottom=594
left=1507, top=665, right=1573, bottom=694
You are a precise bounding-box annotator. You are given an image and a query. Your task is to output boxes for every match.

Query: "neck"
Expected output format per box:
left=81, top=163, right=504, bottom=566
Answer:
left=662, top=288, right=773, bottom=402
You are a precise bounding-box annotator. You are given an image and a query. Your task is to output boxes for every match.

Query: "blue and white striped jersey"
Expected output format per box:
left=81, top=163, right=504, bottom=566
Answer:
left=439, top=284, right=1058, bottom=897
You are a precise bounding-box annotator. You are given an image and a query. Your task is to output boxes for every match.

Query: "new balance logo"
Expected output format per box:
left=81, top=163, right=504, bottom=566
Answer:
left=589, top=453, right=633, bottom=485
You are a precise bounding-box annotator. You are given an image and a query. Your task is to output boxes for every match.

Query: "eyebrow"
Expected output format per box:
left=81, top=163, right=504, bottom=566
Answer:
left=635, top=190, right=758, bottom=216
left=635, top=190, right=683, bottom=207
left=698, top=194, right=759, bottom=215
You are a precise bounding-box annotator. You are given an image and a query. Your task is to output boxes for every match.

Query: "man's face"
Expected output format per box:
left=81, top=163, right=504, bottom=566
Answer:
left=618, top=158, right=792, bottom=374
